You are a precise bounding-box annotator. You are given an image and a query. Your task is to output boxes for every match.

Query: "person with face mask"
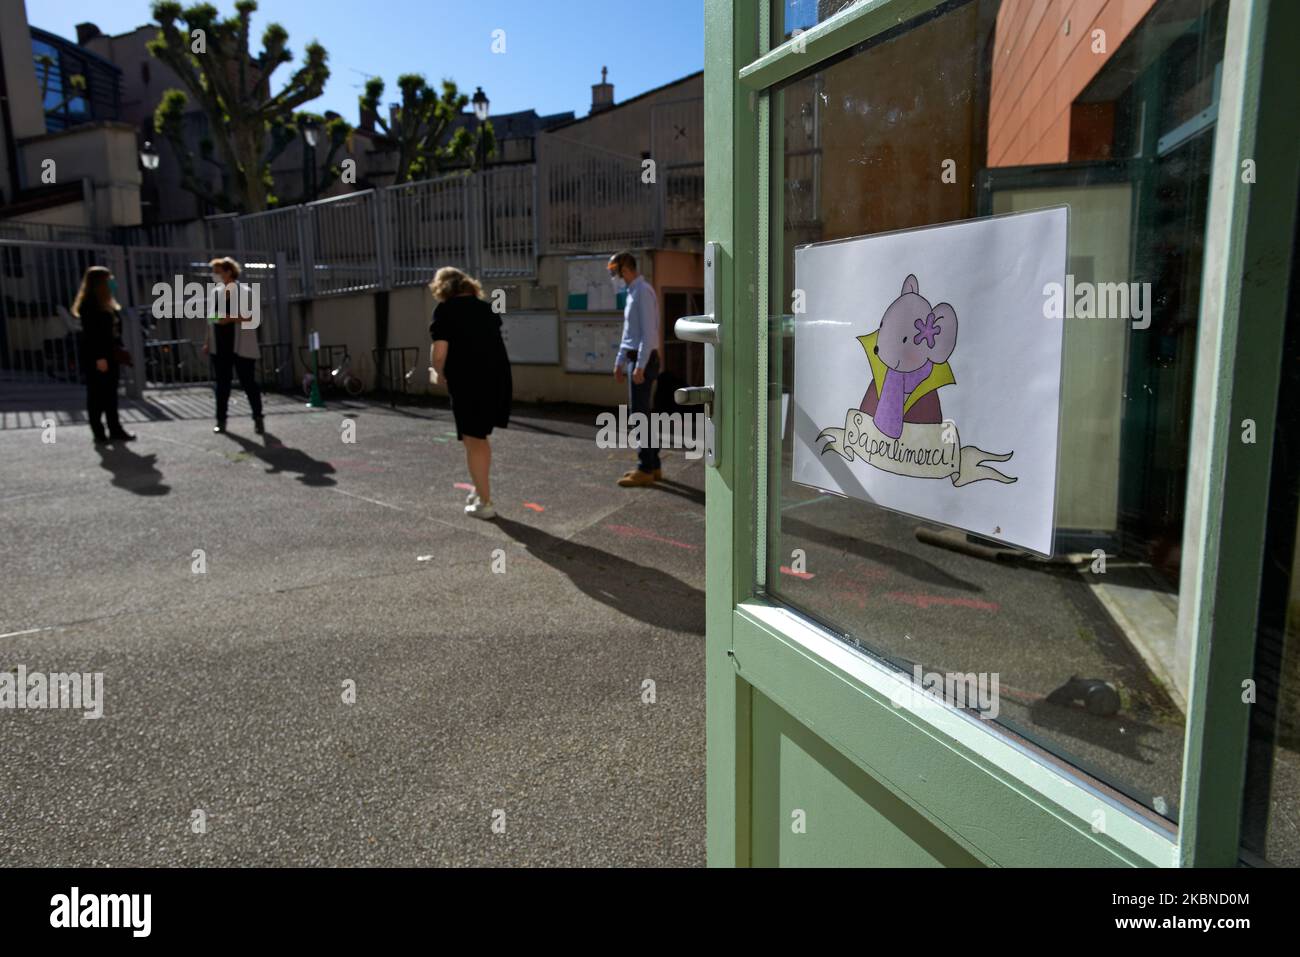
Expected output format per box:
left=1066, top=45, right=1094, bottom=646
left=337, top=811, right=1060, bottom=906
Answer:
left=72, top=265, right=135, bottom=444
left=608, top=251, right=662, bottom=487
left=203, top=257, right=264, bottom=435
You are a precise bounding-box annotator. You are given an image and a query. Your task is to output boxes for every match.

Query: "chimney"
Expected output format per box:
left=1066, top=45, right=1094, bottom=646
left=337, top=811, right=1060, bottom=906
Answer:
left=590, top=66, right=614, bottom=115
left=360, top=102, right=377, bottom=132
left=75, top=22, right=102, bottom=45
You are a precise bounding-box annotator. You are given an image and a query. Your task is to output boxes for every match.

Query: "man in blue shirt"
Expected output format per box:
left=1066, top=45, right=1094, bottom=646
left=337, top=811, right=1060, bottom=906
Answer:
left=609, top=251, right=662, bottom=486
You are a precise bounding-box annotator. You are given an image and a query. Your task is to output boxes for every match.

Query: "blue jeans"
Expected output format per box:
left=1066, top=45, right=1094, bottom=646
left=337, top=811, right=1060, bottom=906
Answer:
left=628, top=350, right=660, bottom=473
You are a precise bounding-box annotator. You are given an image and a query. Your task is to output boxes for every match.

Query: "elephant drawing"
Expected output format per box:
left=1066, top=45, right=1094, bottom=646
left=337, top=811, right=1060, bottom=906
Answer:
left=858, top=274, right=958, bottom=440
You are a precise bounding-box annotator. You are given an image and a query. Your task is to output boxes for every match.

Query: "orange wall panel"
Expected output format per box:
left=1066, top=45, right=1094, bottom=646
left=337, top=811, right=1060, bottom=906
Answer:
left=988, top=0, right=1158, bottom=167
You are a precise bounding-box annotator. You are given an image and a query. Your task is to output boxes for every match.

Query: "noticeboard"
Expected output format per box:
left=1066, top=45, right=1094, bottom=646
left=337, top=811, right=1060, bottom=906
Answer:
left=566, top=256, right=627, bottom=312
left=501, top=312, right=559, bottom=365
left=564, top=319, right=624, bottom=374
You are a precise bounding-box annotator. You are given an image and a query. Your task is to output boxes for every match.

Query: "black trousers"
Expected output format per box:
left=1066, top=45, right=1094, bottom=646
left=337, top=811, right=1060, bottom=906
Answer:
left=627, top=349, right=661, bottom=473
left=213, top=352, right=263, bottom=423
left=86, top=364, right=122, bottom=439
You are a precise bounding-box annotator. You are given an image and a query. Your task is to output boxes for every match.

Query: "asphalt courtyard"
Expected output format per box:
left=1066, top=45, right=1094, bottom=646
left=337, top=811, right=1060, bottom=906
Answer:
left=0, top=385, right=706, bottom=866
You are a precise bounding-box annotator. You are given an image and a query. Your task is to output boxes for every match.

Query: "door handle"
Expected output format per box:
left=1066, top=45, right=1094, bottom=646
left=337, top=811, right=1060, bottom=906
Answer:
left=675, top=317, right=720, bottom=345
left=674, top=385, right=714, bottom=405
left=672, top=241, right=720, bottom=467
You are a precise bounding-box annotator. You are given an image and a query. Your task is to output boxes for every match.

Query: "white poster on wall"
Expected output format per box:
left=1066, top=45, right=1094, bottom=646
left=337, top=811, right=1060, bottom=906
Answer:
left=792, top=208, right=1068, bottom=556
left=567, top=257, right=620, bottom=312
left=501, top=312, right=559, bottom=365
left=564, top=319, right=625, bottom=374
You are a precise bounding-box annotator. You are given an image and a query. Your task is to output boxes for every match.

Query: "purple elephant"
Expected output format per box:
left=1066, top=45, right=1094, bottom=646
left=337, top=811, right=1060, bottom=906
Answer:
left=860, top=274, right=958, bottom=439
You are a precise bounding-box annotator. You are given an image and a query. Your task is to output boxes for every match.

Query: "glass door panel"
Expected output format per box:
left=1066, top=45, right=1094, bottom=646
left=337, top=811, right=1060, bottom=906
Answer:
left=762, top=0, right=1229, bottom=826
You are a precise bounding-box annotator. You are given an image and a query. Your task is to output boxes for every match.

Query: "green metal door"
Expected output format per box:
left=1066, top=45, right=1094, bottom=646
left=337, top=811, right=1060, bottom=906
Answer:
left=701, top=0, right=1300, bottom=867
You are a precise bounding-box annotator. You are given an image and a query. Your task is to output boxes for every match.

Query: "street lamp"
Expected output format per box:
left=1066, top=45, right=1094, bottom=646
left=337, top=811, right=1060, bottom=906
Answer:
left=301, top=117, right=320, bottom=200
left=470, top=87, right=490, bottom=172
left=471, top=87, right=490, bottom=123
left=139, top=140, right=160, bottom=170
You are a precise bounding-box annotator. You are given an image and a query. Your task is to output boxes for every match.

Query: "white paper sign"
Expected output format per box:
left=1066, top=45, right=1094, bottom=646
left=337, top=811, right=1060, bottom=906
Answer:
left=501, top=312, right=559, bottom=364
left=792, top=208, right=1068, bottom=556
left=564, top=319, right=624, bottom=373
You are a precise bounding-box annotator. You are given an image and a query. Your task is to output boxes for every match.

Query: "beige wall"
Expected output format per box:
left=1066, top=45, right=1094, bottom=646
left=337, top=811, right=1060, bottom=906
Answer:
left=20, top=123, right=143, bottom=227
left=542, top=73, right=702, bottom=157
left=1, top=0, right=45, bottom=141
left=288, top=243, right=703, bottom=407
left=288, top=295, right=378, bottom=390
left=0, top=0, right=46, bottom=203
left=11, top=200, right=93, bottom=229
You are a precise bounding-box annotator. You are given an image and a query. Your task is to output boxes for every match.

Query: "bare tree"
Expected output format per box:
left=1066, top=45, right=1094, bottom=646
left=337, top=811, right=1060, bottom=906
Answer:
left=359, top=74, right=494, bottom=184
left=148, top=1, right=347, bottom=212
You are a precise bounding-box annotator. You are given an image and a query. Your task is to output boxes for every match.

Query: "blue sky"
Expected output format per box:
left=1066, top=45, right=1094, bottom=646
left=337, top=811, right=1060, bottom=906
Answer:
left=29, top=0, right=705, bottom=121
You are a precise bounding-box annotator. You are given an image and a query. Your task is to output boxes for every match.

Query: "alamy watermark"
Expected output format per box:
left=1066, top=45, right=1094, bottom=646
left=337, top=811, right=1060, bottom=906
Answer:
left=596, top=406, right=706, bottom=460
left=150, top=276, right=261, bottom=329
left=1043, top=276, right=1151, bottom=329
left=1, top=666, right=104, bottom=718
left=50, top=887, right=150, bottom=937
left=891, top=665, right=1000, bottom=720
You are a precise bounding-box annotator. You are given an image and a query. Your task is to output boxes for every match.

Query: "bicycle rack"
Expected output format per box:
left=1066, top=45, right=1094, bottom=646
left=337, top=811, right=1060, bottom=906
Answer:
left=259, top=342, right=294, bottom=392
left=372, top=346, right=422, bottom=408
left=297, top=344, right=349, bottom=393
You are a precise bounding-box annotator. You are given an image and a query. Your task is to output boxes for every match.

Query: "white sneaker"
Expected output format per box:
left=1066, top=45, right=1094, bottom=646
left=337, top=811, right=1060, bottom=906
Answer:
left=466, top=489, right=480, bottom=505
left=465, top=500, right=496, bottom=519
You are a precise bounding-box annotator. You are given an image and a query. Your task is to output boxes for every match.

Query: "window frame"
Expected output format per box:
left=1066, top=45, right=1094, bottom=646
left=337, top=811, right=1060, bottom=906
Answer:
left=710, top=0, right=1299, bottom=865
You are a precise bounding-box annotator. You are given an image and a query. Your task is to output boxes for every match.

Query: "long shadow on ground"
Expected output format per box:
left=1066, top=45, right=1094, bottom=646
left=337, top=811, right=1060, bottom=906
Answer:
left=494, top=516, right=704, bottom=635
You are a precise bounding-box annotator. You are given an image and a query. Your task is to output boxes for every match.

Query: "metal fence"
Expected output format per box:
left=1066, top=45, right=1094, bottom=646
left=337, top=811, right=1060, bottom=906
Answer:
left=213, top=164, right=546, bottom=299
left=0, top=237, right=284, bottom=394
left=478, top=164, right=539, bottom=277
left=537, top=135, right=658, bottom=251
left=309, top=190, right=384, bottom=295
left=6, top=101, right=707, bottom=315
left=386, top=174, right=474, bottom=289
left=0, top=238, right=119, bottom=386
left=123, top=244, right=282, bottom=389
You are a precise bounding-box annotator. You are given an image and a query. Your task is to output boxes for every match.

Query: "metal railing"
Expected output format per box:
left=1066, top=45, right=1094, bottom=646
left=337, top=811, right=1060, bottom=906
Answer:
left=5, top=99, right=707, bottom=315
left=212, top=165, right=544, bottom=299
left=387, top=173, right=474, bottom=288
left=662, top=162, right=705, bottom=235
left=537, top=134, right=658, bottom=251
left=0, top=237, right=287, bottom=396
left=237, top=207, right=308, bottom=299
left=478, top=164, right=539, bottom=277
left=308, top=190, right=383, bottom=295
left=0, top=238, right=121, bottom=386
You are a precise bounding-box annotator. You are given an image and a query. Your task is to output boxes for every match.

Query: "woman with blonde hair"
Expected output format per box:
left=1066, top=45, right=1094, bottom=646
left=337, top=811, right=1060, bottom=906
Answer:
left=203, top=256, right=263, bottom=435
left=72, top=265, right=135, bottom=444
left=429, top=266, right=512, bottom=519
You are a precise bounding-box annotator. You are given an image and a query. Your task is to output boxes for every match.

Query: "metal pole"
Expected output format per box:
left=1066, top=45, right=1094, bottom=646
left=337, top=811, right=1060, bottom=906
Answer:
left=273, top=250, right=292, bottom=391
left=114, top=245, right=146, bottom=398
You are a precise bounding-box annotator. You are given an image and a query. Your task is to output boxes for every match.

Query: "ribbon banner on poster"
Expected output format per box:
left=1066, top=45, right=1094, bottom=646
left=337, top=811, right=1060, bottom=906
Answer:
left=817, top=411, right=1016, bottom=486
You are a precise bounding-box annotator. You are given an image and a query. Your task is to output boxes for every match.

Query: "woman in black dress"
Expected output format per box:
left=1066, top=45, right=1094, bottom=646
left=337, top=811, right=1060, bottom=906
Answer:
left=72, top=265, right=135, bottom=444
left=429, top=267, right=512, bottom=519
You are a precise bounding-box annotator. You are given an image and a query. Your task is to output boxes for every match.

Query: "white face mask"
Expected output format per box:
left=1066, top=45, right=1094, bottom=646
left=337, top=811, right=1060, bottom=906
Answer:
left=610, top=274, right=626, bottom=292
